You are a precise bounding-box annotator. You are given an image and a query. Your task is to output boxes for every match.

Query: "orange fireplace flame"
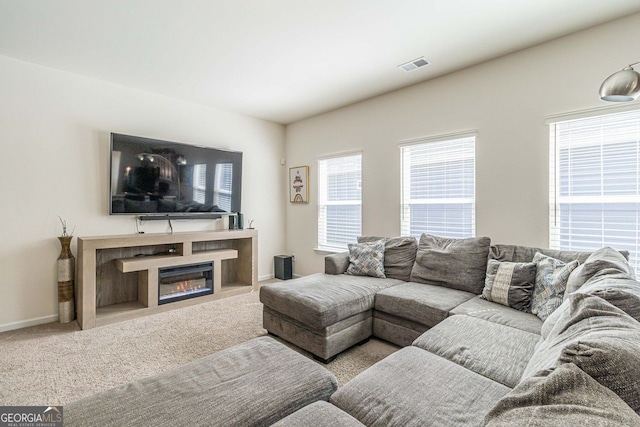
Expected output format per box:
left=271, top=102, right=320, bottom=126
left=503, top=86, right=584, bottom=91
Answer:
left=159, top=277, right=207, bottom=299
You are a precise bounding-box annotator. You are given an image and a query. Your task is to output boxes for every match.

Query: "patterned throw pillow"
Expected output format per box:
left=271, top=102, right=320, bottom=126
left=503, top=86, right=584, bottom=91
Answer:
left=346, top=239, right=386, bottom=278
left=481, top=260, right=536, bottom=312
left=358, top=236, right=417, bottom=281
left=531, top=252, right=578, bottom=320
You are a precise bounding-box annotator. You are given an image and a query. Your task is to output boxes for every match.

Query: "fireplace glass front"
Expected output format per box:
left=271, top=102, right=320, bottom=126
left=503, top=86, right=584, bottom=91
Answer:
left=158, top=262, right=213, bottom=305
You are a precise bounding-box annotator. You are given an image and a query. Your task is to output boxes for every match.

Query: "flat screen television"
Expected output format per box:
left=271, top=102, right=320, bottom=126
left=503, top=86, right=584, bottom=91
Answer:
left=110, top=133, right=242, bottom=218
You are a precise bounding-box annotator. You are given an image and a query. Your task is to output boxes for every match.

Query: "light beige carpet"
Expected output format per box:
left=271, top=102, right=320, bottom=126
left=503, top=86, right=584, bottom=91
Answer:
left=0, top=288, right=398, bottom=406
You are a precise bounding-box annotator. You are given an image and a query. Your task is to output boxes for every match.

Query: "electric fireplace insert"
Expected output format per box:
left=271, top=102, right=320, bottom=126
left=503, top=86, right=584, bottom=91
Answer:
left=158, top=262, right=213, bottom=305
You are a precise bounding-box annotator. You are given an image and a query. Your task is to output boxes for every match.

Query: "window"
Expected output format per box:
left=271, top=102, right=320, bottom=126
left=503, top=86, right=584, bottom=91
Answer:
left=550, top=108, right=640, bottom=273
left=317, top=153, right=362, bottom=251
left=400, top=134, right=475, bottom=239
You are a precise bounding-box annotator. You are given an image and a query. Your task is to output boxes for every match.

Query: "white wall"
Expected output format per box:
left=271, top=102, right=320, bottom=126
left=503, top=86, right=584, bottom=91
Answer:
left=0, top=55, right=286, bottom=330
left=285, top=13, right=640, bottom=276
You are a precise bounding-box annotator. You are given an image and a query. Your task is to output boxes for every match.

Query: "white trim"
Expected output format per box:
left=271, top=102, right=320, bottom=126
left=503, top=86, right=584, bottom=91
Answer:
left=258, top=273, right=275, bottom=282
left=317, top=149, right=363, bottom=161
left=0, top=314, right=59, bottom=333
left=398, top=130, right=477, bottom=148
left=314, top=247, right=344, bottom=254
left=545, top=102, right=640, bottom=124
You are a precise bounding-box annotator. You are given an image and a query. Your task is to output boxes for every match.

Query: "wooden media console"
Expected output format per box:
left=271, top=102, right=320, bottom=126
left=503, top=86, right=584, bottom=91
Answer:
left=76, top=229, right=258, bottom=330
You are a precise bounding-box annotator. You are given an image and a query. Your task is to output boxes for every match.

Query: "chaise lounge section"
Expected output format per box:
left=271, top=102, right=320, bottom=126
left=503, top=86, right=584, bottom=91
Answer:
left=261, top=273, right=404, bottom=362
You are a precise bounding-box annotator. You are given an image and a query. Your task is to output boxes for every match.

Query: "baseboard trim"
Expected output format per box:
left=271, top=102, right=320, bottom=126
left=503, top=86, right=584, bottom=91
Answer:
left=0, top=314, right=59, bottom=333
left=2, top=274, right=282, bottom=331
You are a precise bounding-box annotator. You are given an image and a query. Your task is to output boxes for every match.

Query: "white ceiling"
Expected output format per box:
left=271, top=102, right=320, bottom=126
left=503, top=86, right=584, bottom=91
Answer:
left=1, top=1, right=639, bottom=124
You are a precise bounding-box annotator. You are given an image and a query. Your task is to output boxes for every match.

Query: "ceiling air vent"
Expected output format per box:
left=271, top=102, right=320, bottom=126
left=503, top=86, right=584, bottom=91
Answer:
left=398, top=57, right=430, bottom=72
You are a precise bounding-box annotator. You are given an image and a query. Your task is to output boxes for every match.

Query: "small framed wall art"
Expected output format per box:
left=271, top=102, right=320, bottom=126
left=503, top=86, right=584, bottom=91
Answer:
left=289, top=166, right=309, bottom=203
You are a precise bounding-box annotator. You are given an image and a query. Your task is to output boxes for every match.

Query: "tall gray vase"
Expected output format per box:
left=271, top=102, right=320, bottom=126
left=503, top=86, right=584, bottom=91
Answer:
left=57, top=236, right=75, bottom=323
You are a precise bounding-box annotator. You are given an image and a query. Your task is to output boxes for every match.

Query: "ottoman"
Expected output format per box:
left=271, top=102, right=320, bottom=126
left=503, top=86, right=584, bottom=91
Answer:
left=65, top=336, right=338, bottom=427
left=260, top=273, right=403, bottom=362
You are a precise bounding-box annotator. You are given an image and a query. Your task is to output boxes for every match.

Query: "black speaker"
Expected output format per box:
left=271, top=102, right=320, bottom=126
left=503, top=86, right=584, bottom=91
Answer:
left=237, top=213, right=244, bottom=229
left=228, top=215, right=237, bottom=230
left=274, top=255, right=293, bottom=280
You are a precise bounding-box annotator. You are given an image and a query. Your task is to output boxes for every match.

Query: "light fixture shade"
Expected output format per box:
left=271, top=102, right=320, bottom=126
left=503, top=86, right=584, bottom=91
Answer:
left=599, top=67, right=640, bottom=102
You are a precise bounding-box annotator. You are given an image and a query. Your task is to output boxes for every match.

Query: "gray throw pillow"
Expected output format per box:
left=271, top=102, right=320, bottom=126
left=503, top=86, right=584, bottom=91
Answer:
left=481, top=260, right=536, bottom=312
left=410, top=234, right=491, bottom=294
left=566, top=246, right=634, bottom=294
left=484, top=363, right=640, bottom=426
left=531, top=253, right=578, bottom=321
left=345, top=239, right=386, bottom=278
left=358, top=236, right=417, bottom=281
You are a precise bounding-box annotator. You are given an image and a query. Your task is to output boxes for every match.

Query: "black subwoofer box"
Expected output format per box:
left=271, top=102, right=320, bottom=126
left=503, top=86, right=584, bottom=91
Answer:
left=274, top=255, right=293, bottom=280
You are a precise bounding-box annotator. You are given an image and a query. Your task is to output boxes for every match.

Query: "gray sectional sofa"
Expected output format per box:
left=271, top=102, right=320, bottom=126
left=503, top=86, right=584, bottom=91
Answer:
left=66, top=233, right=640, bottom=426
left=261, top=234, right=640, bottom=426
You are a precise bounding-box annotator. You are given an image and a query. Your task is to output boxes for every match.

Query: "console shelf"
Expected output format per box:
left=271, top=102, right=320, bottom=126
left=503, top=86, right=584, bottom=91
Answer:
left=77, top=229, right=258, bottom=330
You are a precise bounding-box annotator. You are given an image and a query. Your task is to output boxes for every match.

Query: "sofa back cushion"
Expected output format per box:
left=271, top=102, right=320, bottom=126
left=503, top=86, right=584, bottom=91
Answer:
left=484, top=363, right=640, bottom=426
left=560, top=335, right=640, bottom=415
left=410, top=234, right=491, bottom=294
left=358, top=236, right=417, bottom=281
left=566, top=246, right=635, bottom=294
left=490, top=245, right=593, bottom=264
left=524, top=293, right=640, bottom=414
left=574, top=272, right=640, bottom=323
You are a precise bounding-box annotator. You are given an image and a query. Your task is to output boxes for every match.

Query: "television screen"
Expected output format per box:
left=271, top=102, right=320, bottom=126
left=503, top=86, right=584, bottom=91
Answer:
left=110, top=133, right=242, bottom=217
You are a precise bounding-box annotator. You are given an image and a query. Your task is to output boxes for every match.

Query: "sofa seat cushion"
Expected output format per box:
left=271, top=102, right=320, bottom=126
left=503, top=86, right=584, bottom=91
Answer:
left=260, top=273, right=403, bottom=329
left=272, top=401, right=366, bottom=427
left=413, top=315, right=540, bottom=388
left=65, top=337, right=338, bottom=427
left=331, top=347, right=510, bottom=427
left=484, top=363, right=640, bottom=426
left=450, top=295, right=543, bottom=334
left=375, top=282, right=475, bottom=328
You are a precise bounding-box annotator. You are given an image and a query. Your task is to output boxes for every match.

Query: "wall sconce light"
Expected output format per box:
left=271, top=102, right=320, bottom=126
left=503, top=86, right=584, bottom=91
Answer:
left=600, top=62, right=640, bottom=102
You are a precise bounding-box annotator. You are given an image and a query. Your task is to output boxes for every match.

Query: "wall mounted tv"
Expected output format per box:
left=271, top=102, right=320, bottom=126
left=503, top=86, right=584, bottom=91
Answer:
left=110, top=133, right=242, bottom=219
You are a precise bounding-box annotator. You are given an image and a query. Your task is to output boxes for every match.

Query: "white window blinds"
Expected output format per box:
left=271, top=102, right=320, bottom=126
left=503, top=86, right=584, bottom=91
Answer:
left=318, top=153, right=362, bottom=251
left=550, top=109, right=640, bottom=273
left=400, top=135, right=475, bottom=239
